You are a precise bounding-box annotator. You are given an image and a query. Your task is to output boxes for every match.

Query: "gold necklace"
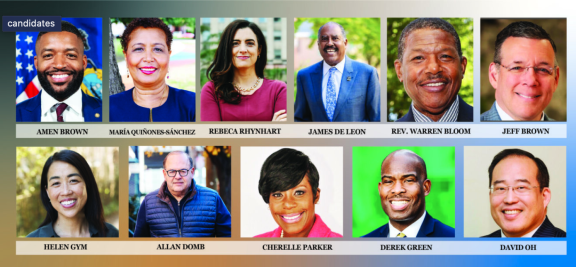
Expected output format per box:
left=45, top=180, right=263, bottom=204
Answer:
left=232, top=77, right=262, bottom=93
left=133, top=85, right=168, bottom=122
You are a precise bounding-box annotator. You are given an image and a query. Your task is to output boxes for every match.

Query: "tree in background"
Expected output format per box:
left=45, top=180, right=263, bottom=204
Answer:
left=387, top=18, right=473, bottom=121
left=294, top=18, right=381, bottom=99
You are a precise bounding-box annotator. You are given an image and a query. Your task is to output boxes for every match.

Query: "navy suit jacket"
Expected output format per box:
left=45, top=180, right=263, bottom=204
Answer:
left=396, top=96, right=473, bottom=122
left=16, top=91, right=102, bottom=122
left=482, top=216, right=566, bottom=237
left=362, top=212, right=455, bottom=238
left=295, top=56, right=380, bottom=122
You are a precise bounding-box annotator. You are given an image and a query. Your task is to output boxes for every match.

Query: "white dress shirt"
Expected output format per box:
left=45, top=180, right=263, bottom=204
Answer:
left=40, top=87, right=85, bottom=122
left=495, top=100, right=544, bottom=121
left=389, top=211, right=427, bottom=238
left=321, top=57, right=346, bottom=109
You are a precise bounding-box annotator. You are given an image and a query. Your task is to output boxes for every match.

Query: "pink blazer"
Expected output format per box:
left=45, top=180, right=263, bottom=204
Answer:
left=254, top=214, right=342, bottom=238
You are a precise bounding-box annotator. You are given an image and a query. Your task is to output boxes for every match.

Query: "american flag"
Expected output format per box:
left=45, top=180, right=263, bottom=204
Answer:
left=15, top=32, right=39, bottom=104
left=15, top=18, right=103, bottom=104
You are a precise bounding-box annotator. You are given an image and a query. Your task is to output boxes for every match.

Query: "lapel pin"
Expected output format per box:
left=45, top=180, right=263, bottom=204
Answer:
left=347, top=76, right=351, bottom=81
left=95, top=113, right=100, bottom=118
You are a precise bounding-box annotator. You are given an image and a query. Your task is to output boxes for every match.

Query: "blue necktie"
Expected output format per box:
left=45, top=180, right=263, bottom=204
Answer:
left=325, top=67, right=338, bottom=121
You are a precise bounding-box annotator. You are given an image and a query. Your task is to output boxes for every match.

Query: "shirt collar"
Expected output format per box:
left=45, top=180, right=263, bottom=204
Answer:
left=389, top=211, right=427, bottom=238
left=322, top=57, right=346, bottom=76
left=500, top=217, right=545, bottom=238
left=39, top=221, right=99, bottom=237
left=495, top=100, right=545, bottom=121
left=412, top=96, right=460, bottom=122
left=40, top=87, right=84, bottom=116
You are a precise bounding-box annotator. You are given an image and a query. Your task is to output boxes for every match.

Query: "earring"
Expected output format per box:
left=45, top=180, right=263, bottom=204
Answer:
left=167, top=70, right=169, bottom=79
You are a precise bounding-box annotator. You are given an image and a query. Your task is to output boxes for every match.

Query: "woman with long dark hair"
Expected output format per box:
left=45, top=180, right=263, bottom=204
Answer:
left=27, top=150, right=118, bottom=237
left=201, top=19, right=287, bottom=121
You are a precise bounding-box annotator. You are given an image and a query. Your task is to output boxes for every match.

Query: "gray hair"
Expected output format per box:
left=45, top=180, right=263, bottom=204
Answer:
left=317, top=22, right=346, bottom=40
left=397, top=18, right=462, bottom=62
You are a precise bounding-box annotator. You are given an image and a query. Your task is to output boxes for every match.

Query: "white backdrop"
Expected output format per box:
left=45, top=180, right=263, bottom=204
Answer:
left=240, top=147, right=343, bottom=237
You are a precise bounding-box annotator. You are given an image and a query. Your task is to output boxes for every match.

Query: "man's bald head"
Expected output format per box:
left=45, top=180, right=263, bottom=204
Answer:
left=381, top=149, right=427, bottom=182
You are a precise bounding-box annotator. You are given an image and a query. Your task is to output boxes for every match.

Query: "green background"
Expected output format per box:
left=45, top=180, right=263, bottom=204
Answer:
left=352, top=146, right=455, bottom=237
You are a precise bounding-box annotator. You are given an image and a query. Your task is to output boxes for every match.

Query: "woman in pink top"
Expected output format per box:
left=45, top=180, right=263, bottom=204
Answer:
left=254, top=148, right=342, bottom=238
left=201, top=20, right=287, bottom=121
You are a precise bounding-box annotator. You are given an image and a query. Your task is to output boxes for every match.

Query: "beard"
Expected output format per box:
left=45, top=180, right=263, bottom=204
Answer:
left=37, top=68, right=85, bottom=102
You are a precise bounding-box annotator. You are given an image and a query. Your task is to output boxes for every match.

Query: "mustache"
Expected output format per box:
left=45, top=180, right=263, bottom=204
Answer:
left=44, top=68, right=76, bottom=76
left=387, top=194, right=410, bottom=200
left=323, top=45, right=339, bottom=53
left=417, top=73, right=449, bottom=85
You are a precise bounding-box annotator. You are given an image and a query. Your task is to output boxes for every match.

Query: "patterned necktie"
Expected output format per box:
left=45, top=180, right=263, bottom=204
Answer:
left=56, top=103, right=68, bottom=122
left=325, top=67, right=338, bottom=121
left=397, top=232, right=407, bottom=238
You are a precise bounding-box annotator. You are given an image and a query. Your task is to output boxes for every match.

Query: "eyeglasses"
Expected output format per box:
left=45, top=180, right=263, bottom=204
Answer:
left=490, top=185, right=540, bottom=195
left=495, top=62, right=556, bottom=76
left=165, top=168, right=192, bottom=177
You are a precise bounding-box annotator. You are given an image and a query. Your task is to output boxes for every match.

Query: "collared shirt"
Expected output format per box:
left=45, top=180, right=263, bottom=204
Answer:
left=40, top=87, right=84, bottom=122
left=412, top=96, right=460, bottom=122
left=321, top=57, right=346, bottom=109
left=495, top=100, right=545, bottom=121
left=500, top=218, right=545, bottom=238
left=388, top=211, right=427, bottom=238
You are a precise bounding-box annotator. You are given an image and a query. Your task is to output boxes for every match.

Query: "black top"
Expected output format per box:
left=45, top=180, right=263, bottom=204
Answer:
left=26, top=221, right=119, bottom=238
left=482, top=216, right=566, bottom=238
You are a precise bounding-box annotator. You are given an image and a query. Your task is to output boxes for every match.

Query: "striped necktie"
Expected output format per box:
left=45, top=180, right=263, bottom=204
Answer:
left=397, top=232, right=407, bottom=238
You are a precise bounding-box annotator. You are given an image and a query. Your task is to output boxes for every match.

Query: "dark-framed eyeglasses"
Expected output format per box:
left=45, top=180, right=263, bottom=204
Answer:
left=165, top=168, right=192, bottom=177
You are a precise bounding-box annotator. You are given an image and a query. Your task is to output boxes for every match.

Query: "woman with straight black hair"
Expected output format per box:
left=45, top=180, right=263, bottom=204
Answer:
left=201, top=19, right=287, bottom=121
left=27, top=150, right=118, bottom=237
left=255, top=148, right=341, bottom=238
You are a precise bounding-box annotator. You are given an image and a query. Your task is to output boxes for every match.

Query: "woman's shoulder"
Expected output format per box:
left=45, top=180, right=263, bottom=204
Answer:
left=201, top=81, right=216, bottom=92
left=254, top=226, right=282, bottom=238
left=26, top=224, right=53, bottom=238
left=169, top=86, right=196, bottom=100
left=263, top=79, right=287, bottom=91
left=109, top=89, right=133, bottom=102
left=104, top=222, right=119, bottom=237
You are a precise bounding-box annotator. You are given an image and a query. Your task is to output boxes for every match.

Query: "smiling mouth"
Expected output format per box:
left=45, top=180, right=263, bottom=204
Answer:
left=389, top=200, right=410, bottom=211
left=516, top=92, right=540, bottom=99
left=503, top=210, right=521, bottom=214
left=237, top=56, right=250, bottom=60
left=280, top=212, right=304, bottom=223
left=60, top=199, right=77, bottom=208
left=324, top=47, right=338, bottom=54
left=139, top=67, right=157, bottom=75
left=48, top=73, right=72, bottom=84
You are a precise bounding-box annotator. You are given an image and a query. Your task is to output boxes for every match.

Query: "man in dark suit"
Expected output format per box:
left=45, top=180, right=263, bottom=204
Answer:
left=393, top=18, right=472, bottom=122
left=483, top=149, right=565, bottom=237
left=16, top=21, right=102, bottom=122
left=295, top=22, right=380, bottom=122
left=481, top=21, right=559, bottom=121
left=363, top=150, right=455, bottom=238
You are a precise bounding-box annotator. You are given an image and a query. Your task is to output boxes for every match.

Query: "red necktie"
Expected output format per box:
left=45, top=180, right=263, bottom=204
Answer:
left=56, top=103, right=68, bottom=122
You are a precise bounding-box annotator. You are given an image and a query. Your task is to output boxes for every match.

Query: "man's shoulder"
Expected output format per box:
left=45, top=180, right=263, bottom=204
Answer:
left=481, top=230, right=501, bottom=238
left=362, top=223, right=389, bottom=237
left=298, top=61, right=323, bottom=76
left=16, top=93, right=41, bottom=111
left=429, top=216, right=455, bottom=237
left=195, top=184, right=219, bottom=197
left=480, top=101, right=501, bottom=121
left=82, top=91, right=102, bottom=106
left=348, top=58, right=376, bottom=72
left=143, top=189, right=160, bottom=200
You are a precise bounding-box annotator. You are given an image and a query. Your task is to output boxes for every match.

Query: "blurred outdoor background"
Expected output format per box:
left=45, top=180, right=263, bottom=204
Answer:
left=480, top=19, right=566, bottom=121
left=352, top=146, right=455, bottom=237
left=294, top=18, right=381, bottom=100
left=16, top=147, right=119, bottom=237
left=387, top=18, right=473, bottom=121
left=200, top=18, right=287, bottom=87
left=128, top=146, right=231, bottom=237
left=110, top=18, right=196, bottom=93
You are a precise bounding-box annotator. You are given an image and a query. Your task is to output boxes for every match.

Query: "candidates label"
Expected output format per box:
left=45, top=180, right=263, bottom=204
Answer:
left=3, top=16, right=61, bottom=32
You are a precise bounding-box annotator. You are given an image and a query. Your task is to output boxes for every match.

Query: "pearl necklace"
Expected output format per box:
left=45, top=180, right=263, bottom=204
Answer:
left=232, top=77, right=262, bottom=93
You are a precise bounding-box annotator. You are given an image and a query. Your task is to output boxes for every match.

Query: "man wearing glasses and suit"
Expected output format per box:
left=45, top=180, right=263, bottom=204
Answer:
left=483, top=149, right=565, bottom=237
left=133, top=151, right=231, bottom=237
left=481, top=21, right=560, bottom=121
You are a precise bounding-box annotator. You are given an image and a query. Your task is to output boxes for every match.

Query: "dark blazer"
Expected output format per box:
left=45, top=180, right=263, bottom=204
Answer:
left=396, top=96, right=473, bottom=122
left=16, top=91, right=102, bottom=122
left=482, top=216, right=566, bottom=237
left=27, top=221, right=118, bottom=237
left=362, top=212, right=455, bottom=238
left=295, top=56, right=380, bottom=122
left=480, top=101, right=554, bottom=121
